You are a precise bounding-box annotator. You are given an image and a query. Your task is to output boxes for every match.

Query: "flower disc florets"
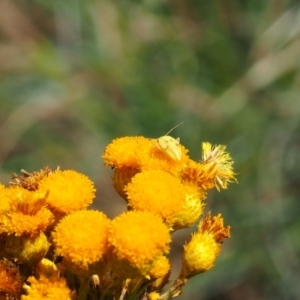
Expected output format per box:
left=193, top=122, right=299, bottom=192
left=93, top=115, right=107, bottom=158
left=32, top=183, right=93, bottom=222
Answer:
left=38, top=170, right=95, bottom=215
left=108, top=211, right=171, bottom=274
left=52, top=210, right=110, bottom=272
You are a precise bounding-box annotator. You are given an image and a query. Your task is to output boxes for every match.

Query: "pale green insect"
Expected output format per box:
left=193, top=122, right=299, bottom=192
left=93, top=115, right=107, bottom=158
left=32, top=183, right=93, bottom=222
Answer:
left=156, top=122, right=183, bottom=161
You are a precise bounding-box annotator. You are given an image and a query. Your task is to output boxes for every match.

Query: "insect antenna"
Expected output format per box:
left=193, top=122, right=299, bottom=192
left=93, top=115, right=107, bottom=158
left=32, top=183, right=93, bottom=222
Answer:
left=164, top=122, right=184, bottom=136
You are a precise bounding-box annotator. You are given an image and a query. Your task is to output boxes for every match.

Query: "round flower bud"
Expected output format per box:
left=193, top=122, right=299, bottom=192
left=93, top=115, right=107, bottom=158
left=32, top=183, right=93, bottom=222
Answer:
left=5, top=232, right=49, bottom=266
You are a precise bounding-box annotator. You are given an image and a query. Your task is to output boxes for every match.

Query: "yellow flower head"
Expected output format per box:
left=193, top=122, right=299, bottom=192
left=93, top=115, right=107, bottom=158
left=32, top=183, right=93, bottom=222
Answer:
left=182, top=143, right=236, bottom=191
left=180, top=212, right=230, bottom=279
left=125, top=170, right=186, bottom=227
left=0, top=259, right=23, bottom=299
left=108, top=211, right=170, bottom=275
left=202, top=142, right=236, bottom=190
left=22, top=274, right=71, bottom=300
left=9, top=167, right=54, bottom=191
left=38, top=170, right=95, bottom=215
left=0, top=187, right=54, bottom=236
left=52, top=210, right=110, bottom=273
left=172, top=184, right=205, bottom=230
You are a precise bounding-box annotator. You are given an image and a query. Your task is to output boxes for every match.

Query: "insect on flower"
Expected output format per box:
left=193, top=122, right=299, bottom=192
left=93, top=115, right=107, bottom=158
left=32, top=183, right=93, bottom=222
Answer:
left=156, top=122, right=183, bottom=161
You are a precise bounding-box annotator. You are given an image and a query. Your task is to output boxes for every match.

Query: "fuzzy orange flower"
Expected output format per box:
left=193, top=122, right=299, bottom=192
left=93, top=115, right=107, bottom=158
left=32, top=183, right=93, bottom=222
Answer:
left=108, top=211, right=170, bottom=275
left=125, top=170, right=186, bottom=227
left=38, top=170, right=95, bottom=215
left=102, top=136, right=150, bottom=169
left=0, top=187, right=54, bottom=236
left=52, top=210, right=110, bottom=272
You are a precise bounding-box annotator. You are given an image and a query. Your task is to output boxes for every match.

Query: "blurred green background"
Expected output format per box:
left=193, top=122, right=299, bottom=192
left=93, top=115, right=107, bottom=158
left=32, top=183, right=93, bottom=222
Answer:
left=1, top=0, right=300, bottom=299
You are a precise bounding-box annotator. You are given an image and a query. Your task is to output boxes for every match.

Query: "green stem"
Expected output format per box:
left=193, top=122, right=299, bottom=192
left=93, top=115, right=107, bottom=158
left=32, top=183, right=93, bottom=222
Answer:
left=78, top=278, right=90, bottom=300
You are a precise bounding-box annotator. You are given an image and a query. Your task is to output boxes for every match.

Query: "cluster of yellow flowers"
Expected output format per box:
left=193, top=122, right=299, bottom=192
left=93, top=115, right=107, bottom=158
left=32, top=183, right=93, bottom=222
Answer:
left=0, top=133, right=236, bottom=300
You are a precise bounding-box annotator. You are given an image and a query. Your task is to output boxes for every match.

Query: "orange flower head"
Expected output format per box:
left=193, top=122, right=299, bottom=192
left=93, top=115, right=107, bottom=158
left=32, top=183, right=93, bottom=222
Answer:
left=0, top=187, right=54, bottom=236
left=125, top=170, right=186, bottom=227
left=38, top=170, right=95, bottom=215
left=108, top=211, right=170, bottom=275
left=52, top=210, right=110, bottom=273
left=180, top=212, right=230, bottom=279
left=22, top=274, right=71, bottom=300
left=102, top=136, right=150, bottom=169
